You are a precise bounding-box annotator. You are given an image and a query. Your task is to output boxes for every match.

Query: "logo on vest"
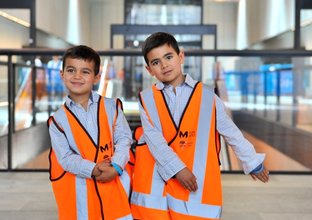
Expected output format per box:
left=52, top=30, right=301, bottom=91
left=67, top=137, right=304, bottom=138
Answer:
left=100, top=144, right=109, bottom=152
left=99, top=142, right=112, bottom=159
left=178, top=130, right=196, bottom=148
left=179, top=131, right=188, bottom=138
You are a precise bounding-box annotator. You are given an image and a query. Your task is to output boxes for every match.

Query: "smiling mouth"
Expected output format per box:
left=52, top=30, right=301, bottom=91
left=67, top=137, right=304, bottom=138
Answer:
left=72, top=82, right=83, bottom=86
left=163, top=70, right=172, bottom=75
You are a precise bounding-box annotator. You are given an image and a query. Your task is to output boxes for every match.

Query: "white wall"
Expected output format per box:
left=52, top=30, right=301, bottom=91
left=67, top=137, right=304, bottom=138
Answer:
left=2, top=0, right=312, bottom=51
left=0, top=0, right=90, bottom=49
left=249, top=0, right=294, bottom=46
left=89, top=0, right=124, bottom=50
left=36, top=0, right=90, bottom=46
left=8, top=0, right=124, bottom=49
left=236, top=0, right=312, bottom=50
left=202, top=1, right=238, bottom=83
left=0, top=16, right=29, bottom=48
left=203, top=1, right=237, bottom=50
left=0, top=0, right=238, bottom=50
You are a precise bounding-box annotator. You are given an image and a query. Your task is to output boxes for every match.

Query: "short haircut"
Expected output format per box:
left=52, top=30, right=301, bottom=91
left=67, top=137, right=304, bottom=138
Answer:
left=142, top=32, right=180, bottom=65
left=62, top=45, right=101, bottom=75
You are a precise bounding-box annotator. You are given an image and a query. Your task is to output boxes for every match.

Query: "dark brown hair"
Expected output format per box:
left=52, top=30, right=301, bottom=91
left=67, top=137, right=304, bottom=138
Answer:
left=142, top=32, right=180, bottom=65
left=62, top=45, right=101, bottom=75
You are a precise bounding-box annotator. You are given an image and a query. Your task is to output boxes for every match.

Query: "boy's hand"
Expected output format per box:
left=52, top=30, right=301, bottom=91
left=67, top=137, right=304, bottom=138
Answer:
left=97, top=157, right=111, bottom=170
left=175, top=167, right=198, bottom=192
left=250, top=167, right=270, bottom=183
left=91, top=165, right=102, bottom=178
left=91, top=157, right=111, bottom=179
left=95, top=166, right=118, bottom=183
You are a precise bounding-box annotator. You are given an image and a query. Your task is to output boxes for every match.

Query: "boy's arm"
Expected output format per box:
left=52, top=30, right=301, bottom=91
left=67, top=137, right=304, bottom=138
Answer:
left=139, top=103, right=186, bottom=181
left=49, top=121, right=96, bottom=178
left=110, top=103, right=132, bottom=169
left=215, top=96, right=266, bottom=174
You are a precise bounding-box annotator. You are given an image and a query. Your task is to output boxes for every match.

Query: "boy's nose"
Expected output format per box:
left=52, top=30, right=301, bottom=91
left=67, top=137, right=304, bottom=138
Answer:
left=74, top=72, right=82, bottom=78
left=161, top=61, right=168, bottom=69
left=74, top=72, right=81, bottom=79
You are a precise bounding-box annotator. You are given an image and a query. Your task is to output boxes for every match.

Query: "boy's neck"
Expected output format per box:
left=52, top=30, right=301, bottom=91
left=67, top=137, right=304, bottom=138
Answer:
left=167, top=74, right=186, bottom=92
left=69, top=93, right=91, bottom=111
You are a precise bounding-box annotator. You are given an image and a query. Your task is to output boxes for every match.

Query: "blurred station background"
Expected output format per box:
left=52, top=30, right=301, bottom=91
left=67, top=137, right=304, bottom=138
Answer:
left=0, top=0, right=312, bottom=174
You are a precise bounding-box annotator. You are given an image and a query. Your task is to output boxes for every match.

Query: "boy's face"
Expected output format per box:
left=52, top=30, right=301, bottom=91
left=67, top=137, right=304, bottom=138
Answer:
left=61, top=57, right=100, bottom=99
left=145, top=44, right=185, bottom=87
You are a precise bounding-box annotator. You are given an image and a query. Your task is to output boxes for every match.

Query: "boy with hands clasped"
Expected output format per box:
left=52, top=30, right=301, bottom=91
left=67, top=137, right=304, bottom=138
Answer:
left=48, top=45, right=133, bottom=220
left=130, top=32, right=269, bottom=220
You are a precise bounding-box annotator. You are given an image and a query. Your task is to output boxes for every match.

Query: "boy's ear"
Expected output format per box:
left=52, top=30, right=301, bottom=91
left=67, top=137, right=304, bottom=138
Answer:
left=145, top=65, right=155, bottom=76
left=60, top=70, right=64, bottom=79
left=94, top=73, right=101, bottom=84
left=179, top=49, right=185, bottom=64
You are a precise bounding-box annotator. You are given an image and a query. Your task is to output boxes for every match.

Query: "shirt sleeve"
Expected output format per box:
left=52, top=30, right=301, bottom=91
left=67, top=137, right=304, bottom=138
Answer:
left=110, top=102, right=132, bottom=169
left=139, top=103, right=186, bottom=181
left=49, top=120, right=95, bottom=179
left=215, top=95, right=265, bottom=174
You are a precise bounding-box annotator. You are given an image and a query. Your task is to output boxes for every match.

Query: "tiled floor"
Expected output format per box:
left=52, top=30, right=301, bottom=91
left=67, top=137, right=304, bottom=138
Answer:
left=0, top=172, right=57, bottom=220
left=0, top=172, right=311, bottom=220
left=221, top=174, right=312, bottom=220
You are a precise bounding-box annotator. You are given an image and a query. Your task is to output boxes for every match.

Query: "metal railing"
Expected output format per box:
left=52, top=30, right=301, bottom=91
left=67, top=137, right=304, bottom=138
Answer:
left=1, top=48, right=312, bottom=173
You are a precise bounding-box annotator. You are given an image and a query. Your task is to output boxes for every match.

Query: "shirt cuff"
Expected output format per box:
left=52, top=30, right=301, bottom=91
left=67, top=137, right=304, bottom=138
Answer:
left=111, top=154, right=129, bottom=169
left=250, top=163, right=264, bottom=174
left=80, top=160, right=96, bottom=178
left=156, top=157, right=186, bottom=181
left=242, top=153, right=265, bottom=174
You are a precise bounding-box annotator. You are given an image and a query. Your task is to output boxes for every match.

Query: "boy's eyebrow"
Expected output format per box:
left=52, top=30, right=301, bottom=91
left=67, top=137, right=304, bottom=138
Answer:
left=163, top=52, right=173, bottom=57
left=65, top=66, right=93, bottom=72
left=65, top=65, right=75, bottom=69
left=82, top=67, right=92, bottom=71
left=149, top=52, right=174, bottom=64
left=150, top=57, right=160, bottom=64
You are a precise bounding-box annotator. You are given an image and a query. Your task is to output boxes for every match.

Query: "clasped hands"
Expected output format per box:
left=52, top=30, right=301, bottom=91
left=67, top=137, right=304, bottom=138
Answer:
left=91, top=158, right=119, bottom=183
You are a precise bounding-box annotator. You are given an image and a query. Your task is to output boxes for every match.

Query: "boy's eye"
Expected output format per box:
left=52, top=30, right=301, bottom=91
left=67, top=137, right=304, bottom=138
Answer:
left=67, top=68, right=75, bottom=73
left=165, top=55, right=173, bottom=60
left=151, top=60, right=159, bottom=66
left=83, top=70, right=91, bottom=74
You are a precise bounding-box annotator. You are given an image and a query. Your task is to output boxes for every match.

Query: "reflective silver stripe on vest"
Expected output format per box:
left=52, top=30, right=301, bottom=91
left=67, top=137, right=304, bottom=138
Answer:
left=167, top=194, right=222, bottom=219
left=54, top=107, right=81, bottom=156
left=141, top=88, right=163, bottom=132
left=104, top=98, right=131, bottom=196
left=116, top=213, right=133, bottom=220
left=189, top=86, right=213, bottom=202
left=53, top=107, right=89, bottom=220
left=104, top=98, right=114, bottom=137
left=130, top=88, right=167, bottom=209
left=119, top=169, right=131, bottom=197
left=76, top=177, right=88, bottom=220
left=131, top=191, right=168, bottom=210
left=130, top=165, right=167, bottom=209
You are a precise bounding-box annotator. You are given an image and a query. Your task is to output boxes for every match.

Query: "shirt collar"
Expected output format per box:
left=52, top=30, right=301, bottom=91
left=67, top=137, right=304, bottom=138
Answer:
left=155, top=73, right=197, bottom=90
left=65, top=91, right=99, bottom=107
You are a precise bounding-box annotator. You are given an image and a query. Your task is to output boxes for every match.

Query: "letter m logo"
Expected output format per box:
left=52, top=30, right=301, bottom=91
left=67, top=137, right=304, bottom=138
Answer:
left=179, top=131, right=188, bottom=138
left=100, top=144, right=109, bottom=152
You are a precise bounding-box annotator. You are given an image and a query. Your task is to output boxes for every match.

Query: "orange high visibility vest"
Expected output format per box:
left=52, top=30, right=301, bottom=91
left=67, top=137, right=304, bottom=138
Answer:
left=135, top=82, right=222, bottom=220
left=48, top=96, right=132, bottom=220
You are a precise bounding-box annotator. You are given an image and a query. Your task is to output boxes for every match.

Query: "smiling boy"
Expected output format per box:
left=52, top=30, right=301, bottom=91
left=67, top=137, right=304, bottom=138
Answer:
left=48, top=45, right=133, bottom=220
left=131, top=32, right=269, bottom=220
